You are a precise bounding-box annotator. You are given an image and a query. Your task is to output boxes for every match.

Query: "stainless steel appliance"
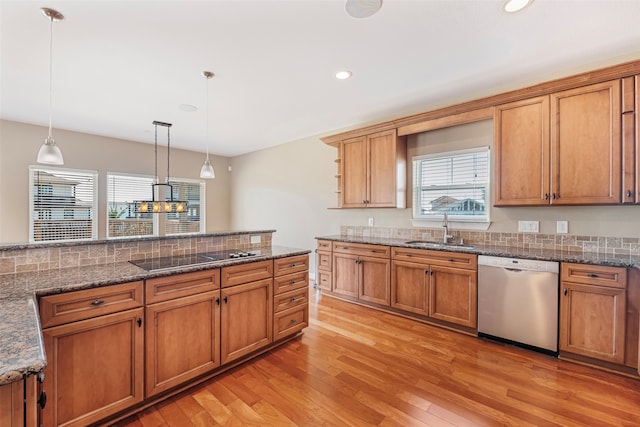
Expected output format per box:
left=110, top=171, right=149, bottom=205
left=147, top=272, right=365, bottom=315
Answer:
left=478, top=255, right=559, bottom=354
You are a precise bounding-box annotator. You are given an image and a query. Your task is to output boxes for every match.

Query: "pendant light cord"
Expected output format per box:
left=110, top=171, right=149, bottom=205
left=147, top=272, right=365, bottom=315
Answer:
left=47, top=15, right=54, bottom=140
left=205, top=75, right=210, bottom=160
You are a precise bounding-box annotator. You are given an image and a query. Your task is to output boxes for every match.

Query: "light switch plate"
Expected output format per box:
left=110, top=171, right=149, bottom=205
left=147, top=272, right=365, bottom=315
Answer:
left=250, top=235, right=261, bottom=244
left=368, top=217, right=374, bottom=227
left=518, top=220, right=539, bottom=233
left=557, top=220, right=569, bottom=234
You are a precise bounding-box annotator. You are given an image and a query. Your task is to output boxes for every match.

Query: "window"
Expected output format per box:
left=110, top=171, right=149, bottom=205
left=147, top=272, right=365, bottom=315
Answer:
left=165, top=179, right=205, bottom=235
left=29, top=166, right=98, bottom=243
left=413, top=147, right=490, bottom=222
left=107, top=173, right=156, bottom=238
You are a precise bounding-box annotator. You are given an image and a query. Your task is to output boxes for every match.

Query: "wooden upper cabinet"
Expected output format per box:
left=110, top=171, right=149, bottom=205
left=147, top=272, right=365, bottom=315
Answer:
left=494, top=80, right=624, bottom=206
left=621, top=75, right=637, bottom=203
left=550, top=80, right=622, bottom=204
left=494, top=96, right=550, bottom=206
left=340, top=129, right=406, bottom=208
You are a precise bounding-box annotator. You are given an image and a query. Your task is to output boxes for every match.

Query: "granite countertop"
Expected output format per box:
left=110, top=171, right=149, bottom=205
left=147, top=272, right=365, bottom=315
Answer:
left=0, top=246, right=310, bottom=386
left=317, top=235, right=640, bottom=269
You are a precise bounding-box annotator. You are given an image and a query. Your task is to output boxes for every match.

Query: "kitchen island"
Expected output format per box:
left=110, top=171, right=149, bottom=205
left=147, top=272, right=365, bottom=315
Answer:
left=0, top=230, right=310, bottom=427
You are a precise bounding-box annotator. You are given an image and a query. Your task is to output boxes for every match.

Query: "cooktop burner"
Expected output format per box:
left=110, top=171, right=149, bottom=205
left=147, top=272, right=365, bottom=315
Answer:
left=129, top=249, right=261, bottom=271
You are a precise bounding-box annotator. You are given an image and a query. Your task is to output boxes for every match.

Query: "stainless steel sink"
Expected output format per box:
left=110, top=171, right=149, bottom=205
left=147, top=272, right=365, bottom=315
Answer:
left=404, top=240, right=475, bottom=249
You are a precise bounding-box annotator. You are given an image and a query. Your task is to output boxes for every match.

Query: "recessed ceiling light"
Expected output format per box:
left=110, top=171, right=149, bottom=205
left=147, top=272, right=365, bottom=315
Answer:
left=335, top=70, right=352, bottom=80
left=178, top=104, right=198, bottom=112
left=345, top=0, right=382, bottom=19
left=503, top=0, right=534, bottom=13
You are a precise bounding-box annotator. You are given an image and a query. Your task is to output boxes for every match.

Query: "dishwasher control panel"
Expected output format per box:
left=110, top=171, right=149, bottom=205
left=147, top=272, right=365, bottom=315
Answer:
left=478, top=255, right=559, bottom=273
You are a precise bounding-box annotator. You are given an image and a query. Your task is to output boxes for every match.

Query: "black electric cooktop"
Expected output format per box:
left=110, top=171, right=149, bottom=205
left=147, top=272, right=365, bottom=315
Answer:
left=129, top=249, right=261, bottom=272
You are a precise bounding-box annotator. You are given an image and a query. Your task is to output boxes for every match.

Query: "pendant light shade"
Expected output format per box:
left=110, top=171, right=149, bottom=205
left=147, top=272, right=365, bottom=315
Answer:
left=37, top=7, right=64, bottom=165
left=200, top=71, right=216, bottom=179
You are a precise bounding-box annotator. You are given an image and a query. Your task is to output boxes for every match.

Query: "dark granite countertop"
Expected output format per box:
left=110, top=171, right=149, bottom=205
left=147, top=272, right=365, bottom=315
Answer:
left=316, top=235, right=640, bottom=268
left=0, top=245, right=309, bottom=385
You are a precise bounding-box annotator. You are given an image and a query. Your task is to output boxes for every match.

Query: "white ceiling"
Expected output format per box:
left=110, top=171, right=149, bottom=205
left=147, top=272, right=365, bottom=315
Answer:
left=2, top=0, right=640, bottom=157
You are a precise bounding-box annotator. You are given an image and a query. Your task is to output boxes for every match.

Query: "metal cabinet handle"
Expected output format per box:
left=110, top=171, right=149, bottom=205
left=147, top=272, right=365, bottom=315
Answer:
left=544, top=193, right=549, bottom=200
left=137, top=317, right=142, bottom=327
left=627, top=190, right=633, bottom=198
left=224, top=296, right=228, bottom=303
left=291, top=297, right=296, bottom=302
left=587, top=273, right=598, bottom=278
left=38, top=390, right=47, bottom=409
left=90, top=299, right=104, bottom=306
left=552, top=193, right=557, bottom=200
left=290, top=319, right=297, bottom=324
left=563, top=288, right=567, bottom=296
left=216, top=297, right=221, bottom=305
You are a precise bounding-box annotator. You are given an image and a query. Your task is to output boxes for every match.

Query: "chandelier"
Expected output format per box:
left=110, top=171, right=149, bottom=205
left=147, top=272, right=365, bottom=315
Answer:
left=133, top=121, right=188, bottom=214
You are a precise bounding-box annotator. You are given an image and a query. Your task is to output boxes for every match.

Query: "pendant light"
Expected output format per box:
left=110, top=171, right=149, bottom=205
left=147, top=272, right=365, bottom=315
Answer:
left=199, top=71, right=216, bottom=179
left=133, top=121, right=189, bottom=214
left=37, top=7, right=65, bottom=165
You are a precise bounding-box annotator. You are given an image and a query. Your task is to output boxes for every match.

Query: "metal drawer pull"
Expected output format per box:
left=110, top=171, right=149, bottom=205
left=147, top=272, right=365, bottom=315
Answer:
left=587, top=273, right=599, bottom=278
left=90, top=299, right=104, bottom=306
left=291, top=297, right=297, bottom=302
left=291, top=263, right=297, bottom=267
left=38, top=391, right=47, bottom=409
left=290, top=319, right=297, bottom=324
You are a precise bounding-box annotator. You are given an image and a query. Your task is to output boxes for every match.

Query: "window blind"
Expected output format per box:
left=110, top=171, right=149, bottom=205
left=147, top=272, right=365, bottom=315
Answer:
left=165, top=179, right=204, bottom=235
left=107, top=173, right=156, bottom=238
left=413, top=147, right=489, bottom=221
left=30, top=167, right=98, bottom=242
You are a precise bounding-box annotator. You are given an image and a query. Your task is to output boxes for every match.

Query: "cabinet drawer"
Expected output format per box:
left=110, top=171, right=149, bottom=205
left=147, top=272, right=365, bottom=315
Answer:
left=146, top=269, right=220, bottom=304
left=40, top=281, right=143, bottom=328
left=222, top=260, right=273, bottom=288
left=274, top=255, right=309, bottom=277
left=561, top=263, right=627, bottom=288
left=317, top=270, right=332, bottom=291
left=392, top=247, right=477, bottom=270
left=318, top=251, right=332, bottom=271
left=332, top=242, right=390, bottom=258
left=273, top=271, right=308, bottom=295
left=274, top=305, right=308, bottom=340
left=317, top=239, right=332, bottom=251
left=274, top=287, right=308, bottom=313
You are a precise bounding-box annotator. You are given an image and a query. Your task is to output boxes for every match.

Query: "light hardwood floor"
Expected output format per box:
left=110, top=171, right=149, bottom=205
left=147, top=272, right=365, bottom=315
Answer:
left=115, top=287, right=640, bottom=426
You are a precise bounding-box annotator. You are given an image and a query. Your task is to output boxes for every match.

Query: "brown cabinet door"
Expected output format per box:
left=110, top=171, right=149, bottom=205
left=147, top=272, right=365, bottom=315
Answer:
left=367, top=129, right=399, bottom=207
left=145, top=291, right=221, bottom=397
left=41, top=308, right=144, bottom=427
left=391, top=260, right=429, bottom=316
left=550, top=80, right=622, bottom=204
left=358, top=256, right=390, bottom=306
left=0, top=380, right=24, bottom=427
left=332, top=252, right=359, bottom=298
left=560, top=283, right=626, bottom=364
left=220, top=279, right=273, bottom=365
left=429, top=265, right=477, bottom=328
left=494, top=96, right=551, bottom=206
left=341, top=136, right=368, bottom=207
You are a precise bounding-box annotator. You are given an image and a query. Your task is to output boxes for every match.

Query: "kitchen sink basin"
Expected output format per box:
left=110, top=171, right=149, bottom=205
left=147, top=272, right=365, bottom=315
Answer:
left=404, top=240, right=475, bottom=249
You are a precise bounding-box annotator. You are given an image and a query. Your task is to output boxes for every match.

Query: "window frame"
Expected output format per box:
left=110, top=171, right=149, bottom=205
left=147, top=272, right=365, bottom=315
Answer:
left=29, top=165, right=99, bottom=243
left=164, top=177, right=206, bottom=236
left=106, top=172, right=159, bottom=239
left=412, top=146, right=491, bottom=227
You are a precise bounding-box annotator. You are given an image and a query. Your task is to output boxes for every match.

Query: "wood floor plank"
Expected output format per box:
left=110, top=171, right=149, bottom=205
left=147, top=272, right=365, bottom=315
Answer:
left=116, top=287, right=640, bottom=427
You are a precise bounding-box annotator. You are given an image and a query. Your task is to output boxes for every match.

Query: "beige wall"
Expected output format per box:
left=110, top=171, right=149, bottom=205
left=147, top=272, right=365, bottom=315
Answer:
left=0, top=119, right=231, bottom=243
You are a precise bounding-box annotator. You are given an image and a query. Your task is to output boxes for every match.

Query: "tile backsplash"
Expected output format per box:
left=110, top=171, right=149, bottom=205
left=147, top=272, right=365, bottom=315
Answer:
left=0, top=232, right=273, bottom=275
left=341, top=226, right=640, bottom=256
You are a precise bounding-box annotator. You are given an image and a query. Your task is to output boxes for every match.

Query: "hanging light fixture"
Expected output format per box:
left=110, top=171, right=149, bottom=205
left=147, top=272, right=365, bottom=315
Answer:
left=133, top=121, right=189, bottom=214
left=200, top=71, right=216, bottom=179
left=37, top=7, right=65, bottom=165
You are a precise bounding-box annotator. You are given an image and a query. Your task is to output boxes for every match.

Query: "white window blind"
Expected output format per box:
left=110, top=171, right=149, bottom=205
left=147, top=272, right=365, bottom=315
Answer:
left=165, top=179, right=205, bottom=235
left=413, top=147, right=490, bottom=222
left=29, top=166, right=98, bottom=243
left=107, top=173, right=157, bottom=238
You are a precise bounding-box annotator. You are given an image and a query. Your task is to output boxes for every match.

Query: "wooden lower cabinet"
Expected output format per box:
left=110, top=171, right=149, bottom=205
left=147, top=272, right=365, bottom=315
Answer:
left=0, top=376, right=37, bottom=427
left=391, top=260, right=429, bottom=316
left=560, top=282, right=626, bottom=364
left=41, top=308, right=144, bottom=427
left=221, top=278, right=273, bottom=365
left=429, top=265, right=477, bottom=328
left=145, top=291, right=221, bottom=397
left=332, top=252, right=359, bottom=298
left=332, top=246, right=391, bottom=305
left=559, top=263, right=628, bottom=365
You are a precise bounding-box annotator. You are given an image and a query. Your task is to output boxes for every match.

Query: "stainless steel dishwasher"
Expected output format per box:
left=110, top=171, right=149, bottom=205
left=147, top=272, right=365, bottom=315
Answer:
left=478, top=255, right=559, bottom=354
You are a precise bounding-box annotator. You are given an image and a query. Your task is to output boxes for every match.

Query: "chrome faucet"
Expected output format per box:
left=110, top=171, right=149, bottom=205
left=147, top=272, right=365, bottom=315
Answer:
left=443, top=213, right=453, bottom=243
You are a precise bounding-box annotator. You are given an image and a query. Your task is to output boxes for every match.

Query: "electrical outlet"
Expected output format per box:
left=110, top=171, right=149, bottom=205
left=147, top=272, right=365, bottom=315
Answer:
left=250, top=235, right=261, bottom=244
left=518, top=220, right=539, bottom=233
left=368, top=217, right=374, bottom=227
left=557, top=220, right=569, bottom=234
